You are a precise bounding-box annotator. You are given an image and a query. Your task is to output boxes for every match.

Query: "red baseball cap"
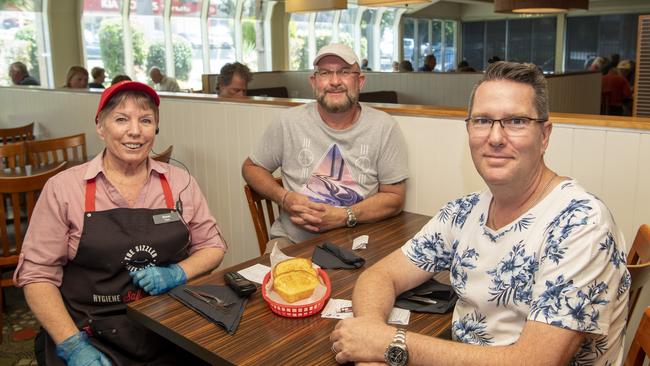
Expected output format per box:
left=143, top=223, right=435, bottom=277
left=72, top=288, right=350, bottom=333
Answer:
left=95, top=81, right=160, bottom=123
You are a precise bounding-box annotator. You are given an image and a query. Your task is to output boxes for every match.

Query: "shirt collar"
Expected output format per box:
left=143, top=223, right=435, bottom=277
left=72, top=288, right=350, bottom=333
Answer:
left=83, top=148, right=169, bottom=181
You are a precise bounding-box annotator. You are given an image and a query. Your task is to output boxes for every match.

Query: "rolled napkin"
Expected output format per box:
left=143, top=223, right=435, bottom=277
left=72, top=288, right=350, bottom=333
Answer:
left=311, top=241, right=365, bottom=269
left=395, top=278, right=457, bottom=314
left=169, top=285, right=247, bottom=334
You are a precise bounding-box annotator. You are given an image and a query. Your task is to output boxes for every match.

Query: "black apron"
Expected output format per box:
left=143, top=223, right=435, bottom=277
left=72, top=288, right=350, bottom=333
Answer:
left=38, top=174, right=198, bottom=365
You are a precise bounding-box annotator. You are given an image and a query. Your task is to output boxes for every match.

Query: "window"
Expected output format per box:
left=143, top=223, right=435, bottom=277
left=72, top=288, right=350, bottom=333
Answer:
left=171, top=0, right=204, bottom=90
left=379, top=10, right=397, bottom=71
left=241, top=0, right=263, bottom=71
left=462, top=17, right=556, bottom=72
left=360, top=9, right=376, bottom=63
left=338, top=7, right=356, bottom=48
left=403, top=17, right=457, bottom=71
left=565, top=14, right=639, bottom=71
left=1, top=0, right=50, bottom=87
left=208, top=0, right=236, bottom=73
left=402, top=17, right=415, bottom=66
left=315, top=11, right=335, bottom=52
left=288, top=13, right=310, bottom=70
left=132, top=0, right=164, bottom=83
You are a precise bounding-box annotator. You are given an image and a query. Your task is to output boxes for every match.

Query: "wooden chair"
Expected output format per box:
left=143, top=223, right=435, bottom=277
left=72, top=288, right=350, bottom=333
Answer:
left=244, top=177, right=283, bottom=255
left=0, top=161, right=68, bottom=343
left=0, top=142, right=27, bottom=169
left=26, top=133, right=87, bottom=167
left=625, top=307, right=650, bottom=366
left=628, top=224, right=650, bottom=320
left=152, top=145, right=173, bottom=163
left=0, top=123, right=34, bottom=145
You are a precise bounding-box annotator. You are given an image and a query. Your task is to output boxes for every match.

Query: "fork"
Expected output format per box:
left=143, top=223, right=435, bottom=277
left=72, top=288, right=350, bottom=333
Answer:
left=183, top=288, right=234, bottom=309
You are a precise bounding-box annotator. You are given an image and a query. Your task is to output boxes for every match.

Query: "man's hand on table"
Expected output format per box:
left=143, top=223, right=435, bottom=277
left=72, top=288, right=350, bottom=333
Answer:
left=330, top=316, right=395, bottom=364
left=285, top=192, right=347, bottom=232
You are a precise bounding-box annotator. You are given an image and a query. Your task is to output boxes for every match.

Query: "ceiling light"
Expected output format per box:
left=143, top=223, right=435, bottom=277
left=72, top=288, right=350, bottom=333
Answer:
left=285, top=0, right=347, bottom=13
left=494, top=0, right=588, bottom=14
left=358, top=0, right=432, bottom=6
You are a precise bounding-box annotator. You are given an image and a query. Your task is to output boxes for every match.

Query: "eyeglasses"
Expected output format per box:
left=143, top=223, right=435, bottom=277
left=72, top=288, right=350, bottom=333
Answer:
left=314, top=68, right=360, bottom=79
left=465, top=117, right=547, bottom=136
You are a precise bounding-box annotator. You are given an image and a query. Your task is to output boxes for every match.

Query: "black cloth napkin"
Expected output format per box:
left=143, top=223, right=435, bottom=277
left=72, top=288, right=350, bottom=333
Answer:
left=169, top=284, right=247, bottom=335
left=311, top=241, right=365, bottom=269
left=395, top=278, right=457, bottom=314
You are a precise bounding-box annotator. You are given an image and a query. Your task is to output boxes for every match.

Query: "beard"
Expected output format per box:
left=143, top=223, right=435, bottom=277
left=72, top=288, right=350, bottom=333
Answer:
left=315, top=87, right=359, bottom=113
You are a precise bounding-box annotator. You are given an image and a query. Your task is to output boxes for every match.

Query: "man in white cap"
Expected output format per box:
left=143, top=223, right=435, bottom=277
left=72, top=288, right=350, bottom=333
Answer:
left=242, top=43, right=408, bottom=247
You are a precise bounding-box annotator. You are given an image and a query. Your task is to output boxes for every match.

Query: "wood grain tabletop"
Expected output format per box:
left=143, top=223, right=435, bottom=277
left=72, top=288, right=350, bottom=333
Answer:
left=127, top=211, right=452, bottom=365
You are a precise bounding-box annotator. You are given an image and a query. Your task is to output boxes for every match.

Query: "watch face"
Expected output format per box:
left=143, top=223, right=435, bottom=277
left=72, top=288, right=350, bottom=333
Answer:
left=386, top=346, right=408, bottom=366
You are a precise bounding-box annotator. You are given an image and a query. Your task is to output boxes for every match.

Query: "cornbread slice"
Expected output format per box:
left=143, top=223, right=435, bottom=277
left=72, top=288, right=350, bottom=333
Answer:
left=273, top=258, right=317, bottom=278
left=273, top=270, right=320, bottom=303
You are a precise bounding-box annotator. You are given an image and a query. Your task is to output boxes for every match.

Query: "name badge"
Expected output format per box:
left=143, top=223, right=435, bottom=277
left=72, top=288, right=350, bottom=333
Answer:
left=152, top=211, right=181, bottom=225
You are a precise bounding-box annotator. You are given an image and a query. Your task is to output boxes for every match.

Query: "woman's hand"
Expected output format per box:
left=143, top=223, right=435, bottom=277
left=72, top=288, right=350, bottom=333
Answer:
left=130, top=264, right=187, bottom=295
left=56, top=331, right=111, bottom=366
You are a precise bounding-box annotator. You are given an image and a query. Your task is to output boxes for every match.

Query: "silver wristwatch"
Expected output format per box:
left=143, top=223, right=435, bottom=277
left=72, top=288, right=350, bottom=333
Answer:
left=384, top=328, right=408, bottom=366
left=344, top=206, right=357, bottom=227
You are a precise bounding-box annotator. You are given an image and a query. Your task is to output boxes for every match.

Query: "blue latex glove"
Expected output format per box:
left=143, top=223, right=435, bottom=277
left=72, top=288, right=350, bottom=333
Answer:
left=130, top=263, right=187, bottom=295
left=55, top=331, right=111, bottom=366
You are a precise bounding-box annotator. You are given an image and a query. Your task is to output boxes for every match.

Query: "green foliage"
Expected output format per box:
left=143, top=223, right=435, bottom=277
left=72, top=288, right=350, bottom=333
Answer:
left=288, top=21, right=308, bottom=70
left=145, top=36, right=193, bottom=81
left=15, top=26, right=38, bottom=77
left=98, top=19, right=145, bottom=76
left=242, top=19, right=255, bottom=46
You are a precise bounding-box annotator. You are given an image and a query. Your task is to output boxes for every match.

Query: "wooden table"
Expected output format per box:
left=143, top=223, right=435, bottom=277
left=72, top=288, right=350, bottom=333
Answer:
left=127, top=211, right=452, bottom=365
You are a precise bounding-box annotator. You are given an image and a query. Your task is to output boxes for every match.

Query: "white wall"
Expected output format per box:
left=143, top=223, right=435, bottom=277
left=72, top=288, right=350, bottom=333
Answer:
left=2, top=87, right=649, bottom=349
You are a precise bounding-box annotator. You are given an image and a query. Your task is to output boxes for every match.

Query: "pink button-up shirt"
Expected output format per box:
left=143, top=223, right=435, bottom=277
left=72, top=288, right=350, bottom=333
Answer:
left=14, top=151, right=227, bottom=287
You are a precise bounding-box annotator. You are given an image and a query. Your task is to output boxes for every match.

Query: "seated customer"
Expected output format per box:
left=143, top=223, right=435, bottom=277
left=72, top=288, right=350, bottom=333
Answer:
left=9, top=61, right=40, bottom=86
left=330, top=62, right=629, bottom=366
left=88, top=67, right=106, bottom=89
left=217, top=62, right=252, bottom=97
left=602, top=68, right=632, bottom=116
left=63, top=66, right=89, bottom=89
left=15, top=81, right=227, bottom=365
left=111, top=74, right=131, bottom=85
left=242, top=43, right=408, bottom=247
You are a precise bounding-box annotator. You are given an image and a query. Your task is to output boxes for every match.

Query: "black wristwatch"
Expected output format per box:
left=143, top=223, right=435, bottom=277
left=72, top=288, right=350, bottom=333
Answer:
left=384, top=328, right=408, bottom=366
left=344, top=206, right=357, bottom=227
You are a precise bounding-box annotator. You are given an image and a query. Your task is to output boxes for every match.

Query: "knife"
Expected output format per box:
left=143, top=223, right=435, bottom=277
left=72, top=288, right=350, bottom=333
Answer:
left=406, top=295, right=438, bottom=305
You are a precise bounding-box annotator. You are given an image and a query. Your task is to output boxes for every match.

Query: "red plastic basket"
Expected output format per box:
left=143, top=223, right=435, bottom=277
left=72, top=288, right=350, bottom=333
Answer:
left=261, top=268, right=331, bottom=318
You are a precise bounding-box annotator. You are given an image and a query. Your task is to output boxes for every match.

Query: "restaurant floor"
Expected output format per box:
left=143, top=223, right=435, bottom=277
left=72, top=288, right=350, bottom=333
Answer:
left=0, top=286, right=38, bottom=366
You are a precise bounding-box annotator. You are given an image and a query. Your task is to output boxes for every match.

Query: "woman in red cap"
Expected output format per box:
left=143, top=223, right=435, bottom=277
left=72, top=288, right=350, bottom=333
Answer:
left=14, top=81, right=227, bottom=365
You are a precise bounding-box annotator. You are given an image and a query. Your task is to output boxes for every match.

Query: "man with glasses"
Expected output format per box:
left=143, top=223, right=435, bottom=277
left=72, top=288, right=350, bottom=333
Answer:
left=242, top=43, right=408, bottom=247
left=330, top=62, right=629, bottom=366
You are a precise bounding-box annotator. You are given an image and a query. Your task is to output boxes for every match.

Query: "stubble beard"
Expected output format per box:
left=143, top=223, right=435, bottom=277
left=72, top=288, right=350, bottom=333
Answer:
left=315, top=89, right=359, bottom=113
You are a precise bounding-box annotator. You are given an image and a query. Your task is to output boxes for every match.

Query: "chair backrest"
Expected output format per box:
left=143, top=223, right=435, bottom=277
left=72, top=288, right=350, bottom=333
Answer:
left=246, top=87, right=289, bottom=98
left=0, top=142, right=27, bottom=169
left=359, top=90, right=399, bottom=104
left=244, top=177, right=283, bottom=255
left=0, top=123, right=34, bottom=145
left=0, top=162, right=67, bottom=270
left=152, top=145, right=173, bottom=163
left=628, top=224, right=650, bottom=320
left=625, top=307, right=650, bottom=366
left=26, top=133, right=87, bottom=167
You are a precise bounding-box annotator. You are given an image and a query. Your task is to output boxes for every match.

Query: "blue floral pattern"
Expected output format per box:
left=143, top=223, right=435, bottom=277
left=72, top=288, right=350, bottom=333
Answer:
left=402, top=181, right=628, bottom=365
left=452, top=310, right=494, bottom=345
left=542, top=199, right=592, bottom=265
left=404, top=232, right=452, bottom=272
left=450, top=243, right=479, bottom=295
left=487, top=242, right=538, bottom=306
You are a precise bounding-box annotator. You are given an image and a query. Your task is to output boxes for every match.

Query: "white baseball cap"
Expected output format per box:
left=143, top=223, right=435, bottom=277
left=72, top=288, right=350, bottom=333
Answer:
left=313, top=43, right=360, bottom=67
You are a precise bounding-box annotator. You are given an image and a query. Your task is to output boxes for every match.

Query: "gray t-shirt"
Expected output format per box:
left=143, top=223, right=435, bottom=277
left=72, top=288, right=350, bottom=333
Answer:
left=250, top=102, right=409, bottom=243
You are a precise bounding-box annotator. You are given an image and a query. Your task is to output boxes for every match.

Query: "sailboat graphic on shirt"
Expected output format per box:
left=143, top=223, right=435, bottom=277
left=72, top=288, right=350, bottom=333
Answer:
left=301, top=143, right=364, bottom=206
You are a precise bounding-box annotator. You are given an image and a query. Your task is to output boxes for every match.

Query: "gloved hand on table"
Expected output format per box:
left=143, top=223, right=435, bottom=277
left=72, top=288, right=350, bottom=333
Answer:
left=56, top=331, right=111, bottom=366
left=130, top=263, right=187, bottom=295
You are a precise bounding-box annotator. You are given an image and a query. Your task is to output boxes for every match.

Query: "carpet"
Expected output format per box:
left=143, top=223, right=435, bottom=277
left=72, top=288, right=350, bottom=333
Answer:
left=0, top=287, right=38, bottom=366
